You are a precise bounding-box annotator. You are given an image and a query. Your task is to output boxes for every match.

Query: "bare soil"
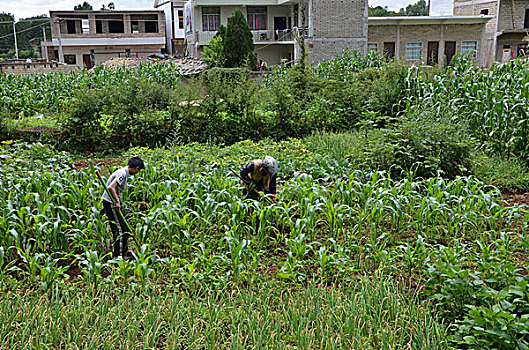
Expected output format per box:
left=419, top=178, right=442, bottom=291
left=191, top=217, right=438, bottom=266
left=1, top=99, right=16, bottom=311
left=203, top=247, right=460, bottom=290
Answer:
left=74, top=158, right=123, bottom=173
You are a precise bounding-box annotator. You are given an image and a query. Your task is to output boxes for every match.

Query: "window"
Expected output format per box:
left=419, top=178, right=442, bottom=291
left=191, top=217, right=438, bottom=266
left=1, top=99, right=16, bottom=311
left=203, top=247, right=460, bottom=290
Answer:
left=406, top=42, right=422, bottom=60
left=480, top=9, right=489, bottom=15
left=96, top=20, right=103, bottom=33
left=368, top=42, right=378, bottom=52
left=66, top=20, right=77, bottom=34
left=247, top=7, right=267, bottom=30
left=525, top=9, right=529, bottom=29
left=131, top=21, right=139, bottom=34
left=108, top=20, right=124, bottom=33
left=64, top=55, right=76, bottom=64
left=461, top=40, right=478, bottom=58
left=145, top=20, right=158, bottom=33
left=178, top=10, right=184, bottom=29
left=202, top=7, right=220, bottom=31
left=82, top=19, right=90, bottom=34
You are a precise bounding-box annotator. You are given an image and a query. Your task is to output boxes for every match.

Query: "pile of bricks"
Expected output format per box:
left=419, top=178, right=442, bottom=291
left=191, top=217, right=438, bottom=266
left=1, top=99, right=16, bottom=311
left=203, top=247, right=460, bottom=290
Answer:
left=99, top=57, right=208, bottom=75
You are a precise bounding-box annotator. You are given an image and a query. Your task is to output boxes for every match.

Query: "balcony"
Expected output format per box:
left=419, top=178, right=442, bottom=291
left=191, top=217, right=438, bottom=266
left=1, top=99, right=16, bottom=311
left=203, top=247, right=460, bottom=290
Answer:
left=196, top=29, right=295, bottom=45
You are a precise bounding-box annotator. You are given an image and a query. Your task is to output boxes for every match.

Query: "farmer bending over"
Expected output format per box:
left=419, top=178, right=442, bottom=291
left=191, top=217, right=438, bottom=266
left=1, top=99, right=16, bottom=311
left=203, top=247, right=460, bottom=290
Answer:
left=240, top=156, right=279, bottom=200
left=102, top=156, right=144, bottom=258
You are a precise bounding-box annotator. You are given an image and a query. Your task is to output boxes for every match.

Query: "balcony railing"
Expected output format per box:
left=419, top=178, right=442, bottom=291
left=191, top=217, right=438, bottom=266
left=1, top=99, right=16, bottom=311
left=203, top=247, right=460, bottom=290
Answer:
left=196, top=29, right=295, bottom=45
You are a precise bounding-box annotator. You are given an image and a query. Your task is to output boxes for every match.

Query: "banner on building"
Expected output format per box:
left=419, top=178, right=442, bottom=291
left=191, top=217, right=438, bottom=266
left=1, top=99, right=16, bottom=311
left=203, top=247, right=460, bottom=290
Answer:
left=185, top=2, right=193, bottom=34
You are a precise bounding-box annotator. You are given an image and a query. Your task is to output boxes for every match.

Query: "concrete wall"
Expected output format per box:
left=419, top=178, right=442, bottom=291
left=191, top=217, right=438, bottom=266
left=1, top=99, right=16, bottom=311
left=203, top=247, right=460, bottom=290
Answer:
left=368, top=22, right=487, bottom=66
left=309, top=0, right=368, bottom=63
left=497, top=0, right=529, bottom=31
left=430, top=0, right=455, bottom=15
left=255, top=44, right=294, bottom=65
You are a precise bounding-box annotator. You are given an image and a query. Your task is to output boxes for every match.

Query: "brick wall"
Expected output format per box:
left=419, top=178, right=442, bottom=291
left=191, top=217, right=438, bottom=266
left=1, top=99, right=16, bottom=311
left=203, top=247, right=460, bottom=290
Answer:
left=309, top=0, right=368, bottom=63
left=368, top=23, right=487, bottom=66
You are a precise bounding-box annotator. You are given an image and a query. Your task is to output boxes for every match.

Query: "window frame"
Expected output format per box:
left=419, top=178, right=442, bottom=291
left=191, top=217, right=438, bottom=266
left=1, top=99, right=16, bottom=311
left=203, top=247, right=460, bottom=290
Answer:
left=461, top=40, right=478, bottom=59
left=202, top=7, right=221, bottom=32
left=405, top=42, right=422, bottom=61
left=64, top=54, right=77, bottom=65
left=367, top=42, right=378, bottom=52
left=247, top=6, right=267, bottom=31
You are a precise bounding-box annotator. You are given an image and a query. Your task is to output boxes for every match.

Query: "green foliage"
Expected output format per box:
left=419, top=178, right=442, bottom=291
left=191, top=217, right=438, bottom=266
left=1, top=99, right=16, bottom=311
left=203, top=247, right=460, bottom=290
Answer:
left=472, top=153, right=529, bottom=193
left=202, top=25, right=226, bottom=67
left=74, top=2, right=93, bottom=10
left=223, top=10, right=257, bottom=70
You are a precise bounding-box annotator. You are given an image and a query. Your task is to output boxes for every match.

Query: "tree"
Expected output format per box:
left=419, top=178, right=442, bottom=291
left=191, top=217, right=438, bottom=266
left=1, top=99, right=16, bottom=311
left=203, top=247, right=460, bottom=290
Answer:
left=101, top=3, right=115, bottom=11
left=223, top=10, right=257, bottom=70
left=0, top=13, right=51, bottom=58
left=398, top=0, right=428, bottom=16
left=202, top=25, right=226, bottom=67
left=74, top=2, right=93, bottom=10
left=368, top=6, right=398, bottom=17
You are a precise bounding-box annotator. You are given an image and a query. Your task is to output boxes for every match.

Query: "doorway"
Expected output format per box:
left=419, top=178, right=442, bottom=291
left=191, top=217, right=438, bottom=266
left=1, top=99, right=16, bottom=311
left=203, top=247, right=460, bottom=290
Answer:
left=427, top=41, right=439, bottom=66
left=274, top=17, right=287, bottom=40
left=444, top=41, right=456, bottom=65
left=383, top=42, right=395, bottom=59
left=82, top=54, right=92, bottom=69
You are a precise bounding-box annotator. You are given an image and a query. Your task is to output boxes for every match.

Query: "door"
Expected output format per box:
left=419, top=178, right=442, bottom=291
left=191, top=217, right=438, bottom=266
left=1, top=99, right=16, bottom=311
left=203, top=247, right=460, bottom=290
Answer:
left=82, top=54, right=92, bottom=69
left=444, top=41, right=456, bottom=65
left=427, top=41, right=439, bottom=66
left=274, top=17, right=287, bottom=40
left=383, top=42, right=395, bottom=59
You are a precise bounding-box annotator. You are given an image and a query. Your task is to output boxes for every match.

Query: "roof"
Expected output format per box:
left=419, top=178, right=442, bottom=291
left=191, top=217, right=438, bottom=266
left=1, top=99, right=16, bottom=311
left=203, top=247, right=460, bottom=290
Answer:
left=49, top=10, right=164, bottom=15
left=368, top=15, right=494, bottom=25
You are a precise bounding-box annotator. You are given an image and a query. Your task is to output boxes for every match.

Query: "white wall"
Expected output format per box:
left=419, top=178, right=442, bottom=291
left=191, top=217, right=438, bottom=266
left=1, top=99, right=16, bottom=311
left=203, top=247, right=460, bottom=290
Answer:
left=430, top=0, right=454, bottom=16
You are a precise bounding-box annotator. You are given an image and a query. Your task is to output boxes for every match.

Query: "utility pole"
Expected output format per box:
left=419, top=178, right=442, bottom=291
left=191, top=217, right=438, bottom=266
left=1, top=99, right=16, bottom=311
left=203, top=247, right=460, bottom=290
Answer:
left=12, top=21, right=19, bottom=59
left=56, top=18, right=64, bottom=63
left=42, top=25, right=49, bottom=61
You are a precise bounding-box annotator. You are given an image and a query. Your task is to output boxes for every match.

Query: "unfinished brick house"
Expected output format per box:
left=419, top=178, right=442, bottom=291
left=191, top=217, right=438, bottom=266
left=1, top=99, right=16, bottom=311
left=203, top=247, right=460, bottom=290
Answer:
left=454, top=0, right=529, bottom=65
left=182, top=0, right=367, bottom=65
left=44, top=10, right=166, bottom=67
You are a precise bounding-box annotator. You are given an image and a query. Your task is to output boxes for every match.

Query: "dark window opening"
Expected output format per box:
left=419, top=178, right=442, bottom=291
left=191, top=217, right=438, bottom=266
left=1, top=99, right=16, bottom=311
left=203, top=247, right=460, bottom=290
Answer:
left=178, top=10, right=184, bottom=29
left=480, top=9, right=489, bottom=15
left=64, top=54, right=76, bottom=64
left=145, top=21, right=158, bottom=33
left=96, top=20, right=103, bottom=33
left=524, top=9, right=529, bottom=29
left=66, top=20, right=77, bottom=34
left=108, top=20, right=124, bottom=33
left=131, top=20, right=139, bottom=33
left=53, top=50, right=58, bottom=60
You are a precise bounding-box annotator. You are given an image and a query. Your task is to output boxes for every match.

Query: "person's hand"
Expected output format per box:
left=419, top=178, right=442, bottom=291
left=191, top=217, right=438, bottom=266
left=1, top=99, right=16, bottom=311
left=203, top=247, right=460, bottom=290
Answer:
left=115, top=201, right=121, bottom=211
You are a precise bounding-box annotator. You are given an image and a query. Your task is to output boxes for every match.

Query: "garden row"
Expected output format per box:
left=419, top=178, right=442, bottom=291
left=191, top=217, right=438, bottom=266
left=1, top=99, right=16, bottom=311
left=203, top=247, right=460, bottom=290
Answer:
left=1, top=138, right=529, bottom=347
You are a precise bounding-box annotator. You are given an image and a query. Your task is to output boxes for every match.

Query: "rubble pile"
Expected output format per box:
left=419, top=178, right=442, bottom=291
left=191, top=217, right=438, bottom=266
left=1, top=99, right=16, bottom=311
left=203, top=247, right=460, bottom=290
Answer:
left=98, top=57, right=208, bottom=75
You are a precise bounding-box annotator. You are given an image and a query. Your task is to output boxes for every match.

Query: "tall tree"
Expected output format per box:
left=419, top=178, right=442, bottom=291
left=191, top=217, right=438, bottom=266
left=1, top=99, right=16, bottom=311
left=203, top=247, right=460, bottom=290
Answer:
left=223, top=10, right=257, bottom=70
left=0, top=13, right=51, bottom=58
left=398, top=0, right=428, bottom=16
left=368, top=6, right=398, bottom=17
left=74, top=2, right=93, bottom=10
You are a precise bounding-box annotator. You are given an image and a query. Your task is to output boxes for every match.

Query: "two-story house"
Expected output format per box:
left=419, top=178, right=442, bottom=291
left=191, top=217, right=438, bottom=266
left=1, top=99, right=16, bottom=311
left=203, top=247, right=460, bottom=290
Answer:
left=45, top=10, right=166, bottom=67
left=182, top=0, right=367, bottom=65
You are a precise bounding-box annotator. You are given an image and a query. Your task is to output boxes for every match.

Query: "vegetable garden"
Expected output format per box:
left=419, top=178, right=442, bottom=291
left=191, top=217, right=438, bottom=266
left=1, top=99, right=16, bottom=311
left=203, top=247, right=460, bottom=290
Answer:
left=2, top=53, right=529, bottom=348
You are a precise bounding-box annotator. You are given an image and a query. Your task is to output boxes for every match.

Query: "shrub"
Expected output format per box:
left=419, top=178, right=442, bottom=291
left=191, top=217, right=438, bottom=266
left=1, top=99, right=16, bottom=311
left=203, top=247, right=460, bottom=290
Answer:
left=349, top=118, right=472, bottom=179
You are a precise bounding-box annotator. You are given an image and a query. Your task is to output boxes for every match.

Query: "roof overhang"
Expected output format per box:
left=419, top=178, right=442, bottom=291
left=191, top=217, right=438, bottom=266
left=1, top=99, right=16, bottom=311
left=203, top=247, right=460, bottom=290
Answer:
left=368, top=15, right=494, bottom=26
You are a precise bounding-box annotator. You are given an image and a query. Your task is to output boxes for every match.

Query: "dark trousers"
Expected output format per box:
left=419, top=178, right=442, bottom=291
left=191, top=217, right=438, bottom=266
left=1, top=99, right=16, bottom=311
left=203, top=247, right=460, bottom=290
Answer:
left=103, top=200, right=130, bottom=258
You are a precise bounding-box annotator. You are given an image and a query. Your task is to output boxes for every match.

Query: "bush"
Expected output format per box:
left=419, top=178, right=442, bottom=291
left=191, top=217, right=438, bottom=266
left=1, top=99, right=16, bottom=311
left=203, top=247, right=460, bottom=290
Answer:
left=472, top=153, right=529, bottom=193
left=60, top=78, right=180, bottom=151
left=350, top=118, right=472, bottom=179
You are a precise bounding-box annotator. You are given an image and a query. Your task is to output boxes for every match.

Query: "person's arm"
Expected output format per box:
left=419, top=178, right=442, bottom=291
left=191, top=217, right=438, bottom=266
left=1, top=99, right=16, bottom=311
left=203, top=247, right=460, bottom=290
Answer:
left=240, top=162, right=255, bottom=186
left=267, top=175, right=277, bottom=195
left=107, top=180, right=121, bottom=210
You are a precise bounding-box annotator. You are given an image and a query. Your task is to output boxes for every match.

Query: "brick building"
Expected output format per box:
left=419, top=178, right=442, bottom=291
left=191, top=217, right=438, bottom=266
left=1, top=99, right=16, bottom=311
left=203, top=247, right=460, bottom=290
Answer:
left=454, top=0, right=529, bottom=64
left=44, top=10, right=166, bottom=67
left=368, top=15, right=493, bottom=67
